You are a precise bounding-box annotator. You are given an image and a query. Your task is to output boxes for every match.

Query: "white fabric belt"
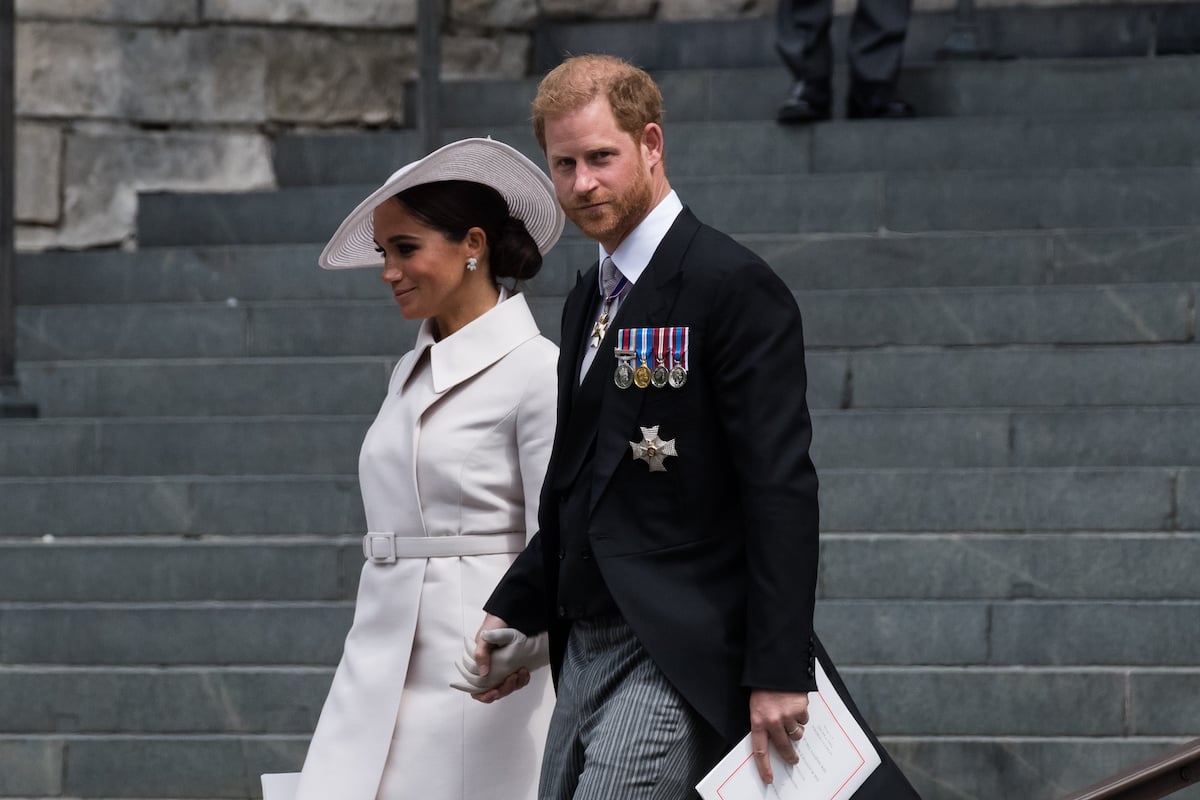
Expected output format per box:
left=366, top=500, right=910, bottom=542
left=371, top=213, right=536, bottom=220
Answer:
left=362, top=531, right=526, bottom=563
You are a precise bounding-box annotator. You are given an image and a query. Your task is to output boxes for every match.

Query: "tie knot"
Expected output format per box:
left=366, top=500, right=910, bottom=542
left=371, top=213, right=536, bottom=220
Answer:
left=601, top=257, right=623, bottom=297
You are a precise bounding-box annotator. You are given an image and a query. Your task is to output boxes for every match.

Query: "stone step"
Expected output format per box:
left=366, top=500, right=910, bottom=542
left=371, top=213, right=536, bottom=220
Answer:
left=136, top=168, right=1200, bottom=248
left=19, top=229, right=1200, bottom=306
left=417, top=57, right=1200, bottom=130
left=534, top=7, right=1200, bottom=70
left=0, top=665, right=1193, bottom=738
left=13, top=343, right=1200, bottom=418
left=15, top=283, right=1196, bottom=361
left=0, top=467, right=1195, bottom=536
left=837, top=343, right=1200, bottom=409
left=15, top=357, right=396, bottom=417
left=274, top=112, right=1200, bottom=187
left=2, top=532, right=1196, bottom=603
left=3, top=732, right=1196, bottom=800
left=0, top=598, right=1195, bottom=667
left=6, top=406, right=1200, bottom=478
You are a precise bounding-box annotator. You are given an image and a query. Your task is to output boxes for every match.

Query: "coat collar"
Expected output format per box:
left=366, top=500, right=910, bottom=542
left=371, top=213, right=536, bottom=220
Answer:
left=393, top=289, right=542, bottom=394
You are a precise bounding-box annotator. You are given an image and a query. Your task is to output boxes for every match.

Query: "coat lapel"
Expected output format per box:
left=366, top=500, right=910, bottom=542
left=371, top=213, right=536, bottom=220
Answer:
left=549, top=209, right=702, bottom=502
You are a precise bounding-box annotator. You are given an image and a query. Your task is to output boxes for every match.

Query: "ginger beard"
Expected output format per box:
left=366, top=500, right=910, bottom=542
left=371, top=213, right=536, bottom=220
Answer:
left=564, top=151, right=654, bottom=246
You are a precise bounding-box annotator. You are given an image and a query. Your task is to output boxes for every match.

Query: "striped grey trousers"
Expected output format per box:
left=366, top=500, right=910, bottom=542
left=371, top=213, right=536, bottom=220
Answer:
left=539, top=615, right=724, bottom=800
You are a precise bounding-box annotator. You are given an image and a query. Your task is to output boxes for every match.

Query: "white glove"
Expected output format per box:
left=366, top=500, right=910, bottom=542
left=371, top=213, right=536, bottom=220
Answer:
left=450, top=628, right=550, bottom=693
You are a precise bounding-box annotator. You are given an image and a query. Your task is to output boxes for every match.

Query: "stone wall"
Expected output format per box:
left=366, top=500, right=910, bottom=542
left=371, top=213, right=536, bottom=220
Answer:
left=12, top=0, right=535, bottom=250
left=10, top=0, right=1186, bottom=250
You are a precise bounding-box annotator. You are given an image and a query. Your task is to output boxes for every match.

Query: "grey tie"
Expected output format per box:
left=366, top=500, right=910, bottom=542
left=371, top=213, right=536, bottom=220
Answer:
left=600, top=256, right=622, bottom=298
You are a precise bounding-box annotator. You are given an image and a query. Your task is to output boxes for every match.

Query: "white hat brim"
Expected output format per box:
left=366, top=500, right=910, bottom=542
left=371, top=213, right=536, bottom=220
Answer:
left=318, top=138, right=565, bottom=270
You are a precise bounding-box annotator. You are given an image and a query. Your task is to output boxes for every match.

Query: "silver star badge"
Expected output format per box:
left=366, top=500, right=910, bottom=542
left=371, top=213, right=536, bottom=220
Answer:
left=629, top=425, right=678, bottom=472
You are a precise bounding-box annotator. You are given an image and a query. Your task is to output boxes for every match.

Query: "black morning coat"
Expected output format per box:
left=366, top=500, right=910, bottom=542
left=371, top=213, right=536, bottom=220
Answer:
left=486, top=207, right=922, bottom=799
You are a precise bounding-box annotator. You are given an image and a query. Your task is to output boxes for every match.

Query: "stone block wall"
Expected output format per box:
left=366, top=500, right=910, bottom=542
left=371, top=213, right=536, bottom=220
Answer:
left=11, top=0, right=537, bottom=250
left=9, top=0, right=1183, bottom=250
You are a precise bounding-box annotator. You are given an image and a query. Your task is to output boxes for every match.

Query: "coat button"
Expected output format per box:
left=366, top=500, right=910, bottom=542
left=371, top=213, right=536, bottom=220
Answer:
left=557, top=605, right=567, bottom=618
left=558, top=549, right=566, bottom=560
left=581, top=548, right=591, bottom=560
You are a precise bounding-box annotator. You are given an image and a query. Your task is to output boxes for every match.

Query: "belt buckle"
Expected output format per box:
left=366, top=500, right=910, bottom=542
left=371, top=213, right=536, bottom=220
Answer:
left=363, top=532, right=397, bottom=564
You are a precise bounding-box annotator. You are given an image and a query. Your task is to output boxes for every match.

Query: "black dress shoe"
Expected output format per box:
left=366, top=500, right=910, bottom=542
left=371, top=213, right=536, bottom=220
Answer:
left=777, top=80, right=832, bottom=124
left=846, top=81, right=915, bottom=119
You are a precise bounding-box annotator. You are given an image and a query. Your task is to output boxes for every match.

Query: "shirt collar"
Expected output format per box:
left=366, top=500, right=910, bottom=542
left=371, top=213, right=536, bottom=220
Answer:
left=597, top=190, right=683, bottom=289
left=404, top=287, right=542, bottom=393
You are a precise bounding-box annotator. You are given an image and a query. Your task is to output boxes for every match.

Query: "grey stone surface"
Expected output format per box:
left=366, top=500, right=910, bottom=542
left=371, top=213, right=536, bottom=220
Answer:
left=441, top=33, right=532, bottom=80
left=1130, top=672, right=1200, bottom=735
left=15, top=122, right=62, bottom=225
left=816, top=601, right=990, bottom=665
left=798, top=284, right=1194, bottom=348
left=17, top=24, right=270, bottom=123
left=848, top=345, right=1200, bottom=408
left=843, top=667, right=1127, bottom=736
left=1051, top=230, right=1200, bottom=284
left=819, top=533, right=1200, bottom=601
left=1179, top=468, right=1200, bottom=530
left=0, top=541, right=347, bottom=602
left=247, top=302, right=420, bottom=357
left=814, top=112, right=1200, bottom=173
left=990, top=601, right=1200, bottom=665
left=0, top=476, right=365, bottom=536
left=265, top=30, right=413, bottom=125
left=60, top=734, right=310, bottom=798
left=91, top=418, right=369, bottom=477
left=809, top=409, right=1011, bottom=468
left=535, top=8, right=1200, bottom=71
left=1013, top=408, right=1200, bottom=467
left=889, top=738, right=1200, bottom=800
left=16, top=358, right=394, bottom=417
left=818, top=467, right=1175, bottom=532
left=17, top=299, right=422, bottom=361
left=886, top=168, right=1200, bottom=232
left=450, top=0, right=538, bottom=28
left=0, top=667, right=333, bottom=733
left=0, top=604, right=353, bottom=665
left=0, top=420, right=97, bottom=477
left=540, top=0, right=656, bottom=19
left=0, top=738, right=62, bottom=795
left=16, top=0, right=200, bottom=23
left=17, top=245, right=374, bottom=304
left=54, top=127, right=273, bottom=249
left=203, top=0, right=417, bottom=26
left=17, top=303, right=249, bottom=360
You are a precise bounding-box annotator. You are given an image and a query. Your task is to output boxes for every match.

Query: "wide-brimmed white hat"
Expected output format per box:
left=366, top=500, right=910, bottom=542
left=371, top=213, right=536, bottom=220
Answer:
left=319, top=137, right=564, bottom=270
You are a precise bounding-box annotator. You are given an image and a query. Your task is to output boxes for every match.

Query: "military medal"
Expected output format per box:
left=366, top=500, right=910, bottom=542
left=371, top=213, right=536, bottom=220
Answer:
left=613, top=332, right=636, bottom=389
left=633, top=328, right=652, bottom=389
left=668, top=326, right=689, bottom=389
left=650, top=327, right=670, bottom=388
left=629, top=425, right=678, bottom=472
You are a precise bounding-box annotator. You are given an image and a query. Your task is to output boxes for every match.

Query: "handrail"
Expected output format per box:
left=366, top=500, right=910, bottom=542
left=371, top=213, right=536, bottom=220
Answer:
left=1, top=0, right=35, bottom=418
left=1059, top=738, right=1200, bottom=800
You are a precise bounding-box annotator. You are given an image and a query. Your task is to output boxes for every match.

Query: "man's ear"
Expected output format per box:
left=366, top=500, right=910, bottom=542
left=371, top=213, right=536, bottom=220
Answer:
left=641, top=123, right=665, bottom=168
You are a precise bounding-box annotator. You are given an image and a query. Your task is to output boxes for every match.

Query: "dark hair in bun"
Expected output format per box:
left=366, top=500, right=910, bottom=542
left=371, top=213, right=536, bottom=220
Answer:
left=394, top=180, right=543, bottom=283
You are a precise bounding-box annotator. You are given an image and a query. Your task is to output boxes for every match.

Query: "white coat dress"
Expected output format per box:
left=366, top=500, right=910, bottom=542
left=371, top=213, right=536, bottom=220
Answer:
left=293, top=290, right=557, bottom=800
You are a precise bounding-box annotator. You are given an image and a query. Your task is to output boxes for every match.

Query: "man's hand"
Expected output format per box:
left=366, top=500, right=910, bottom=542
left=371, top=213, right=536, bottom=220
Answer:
left=749, top=689, right=810, bottom=784
left=465, top=614, right=533, bottom=704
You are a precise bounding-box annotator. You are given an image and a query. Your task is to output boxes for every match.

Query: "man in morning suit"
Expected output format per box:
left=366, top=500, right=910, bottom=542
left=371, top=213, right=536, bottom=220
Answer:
left=468, top=54, right=921, bottom=800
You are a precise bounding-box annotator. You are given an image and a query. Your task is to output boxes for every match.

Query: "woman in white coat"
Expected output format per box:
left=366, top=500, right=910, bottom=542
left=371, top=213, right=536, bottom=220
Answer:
left=265, top=139, right=565, bottom=800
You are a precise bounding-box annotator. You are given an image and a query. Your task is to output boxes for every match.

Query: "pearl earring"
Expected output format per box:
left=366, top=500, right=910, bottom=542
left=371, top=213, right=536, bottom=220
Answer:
left=466, top=257, right=478, bottom=272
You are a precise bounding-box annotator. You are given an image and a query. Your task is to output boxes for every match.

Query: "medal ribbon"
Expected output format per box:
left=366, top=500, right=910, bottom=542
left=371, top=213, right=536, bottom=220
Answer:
left=654, top=328, right=667, bottom=366
left=636, top=328, right=651, bottom=368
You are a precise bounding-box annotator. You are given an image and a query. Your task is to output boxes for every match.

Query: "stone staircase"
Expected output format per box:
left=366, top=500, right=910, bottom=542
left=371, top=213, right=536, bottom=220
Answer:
left=4, top=30, right=1200, bottom=800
